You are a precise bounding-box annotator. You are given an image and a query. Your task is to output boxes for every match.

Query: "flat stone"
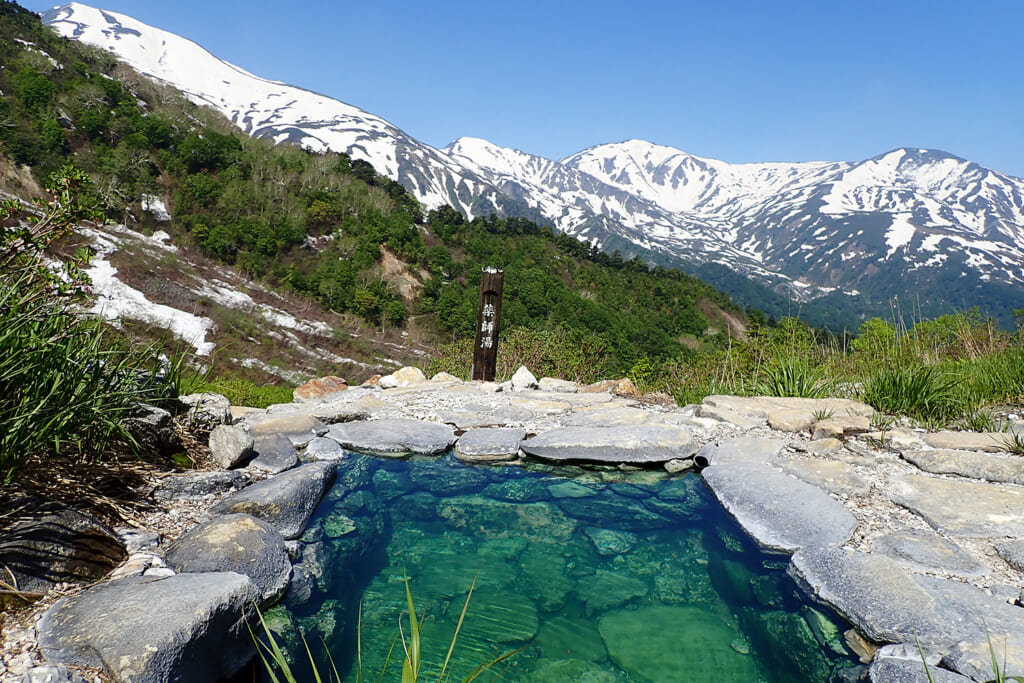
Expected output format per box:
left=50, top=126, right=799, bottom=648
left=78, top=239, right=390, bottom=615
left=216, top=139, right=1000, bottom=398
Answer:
left=564, top=407, right=653, bottom=427
left=245, top=413, right=328, bottom=446
left=292, top=376, right=347, bottom=403
left=454, top=427, right=524, bottom=462
left=37, top=572, right=259, bottom=683
left=901, top=449, right=1024, bottom=485
left=521, top=425, right=699, bottom=464
left=792, top=438, right=844, bottom=454
left=921, top=431, right=1009, bottom=452
left=872, top=530, right=986, bottom=579
left=303, top=436, right=346, bottom=460
left=548, top=480, right=600, bottom=498
left=509, top=398, right=572, bottom=415
left=210, top=461, right=336, bottom=540
left=692, top=437, right=787, bottom=468
left=207, top=424, right=254, bottom=469
left=812, top=415, right=871, bottom=440
left=19, top=665, right=88, bottom=683
left=249, top=433, right=299, bottom=474
left=576, top=570, right=649, bottom=614
left=702, top=462, right=857, bottom=554
left=702, top=395, right=875, bottom=419
left=890, top=473, right=1024, bottom=538
left=768, top=408, right=816, bottom=433
left=776, top=458, right=872, bottom=497
left=789, top=547, right=1024, bottom=657
left=664, top=458, right=694, bottom=474
left=694, top=404, right=765, bottom=430
left=165, top=513, right=291, bottom=603
left=994, top=539, right=1024, bottom=572
left=325, top=418, right=456, bottom=457
left=861, top=428, right=927, bottom=450
left=153, top=470, right=252, bottom=501
left=941, top=633, right=1024, bottom=681
left=538, top=377, right=578, bottom=393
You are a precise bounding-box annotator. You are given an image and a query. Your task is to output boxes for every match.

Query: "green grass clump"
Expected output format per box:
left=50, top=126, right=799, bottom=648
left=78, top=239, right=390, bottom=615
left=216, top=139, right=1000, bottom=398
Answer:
left=186, top=375, right=296, bottom=409
left=0, top=169, right=172, bottom=483
left=859, top=365, right=969, bottom=425
left=753, top=358, right=835, bottom=398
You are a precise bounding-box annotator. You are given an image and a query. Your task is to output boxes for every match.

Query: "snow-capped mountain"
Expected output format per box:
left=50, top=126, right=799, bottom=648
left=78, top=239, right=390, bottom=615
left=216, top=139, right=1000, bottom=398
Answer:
left=41, top=3, right=1024, bottom=323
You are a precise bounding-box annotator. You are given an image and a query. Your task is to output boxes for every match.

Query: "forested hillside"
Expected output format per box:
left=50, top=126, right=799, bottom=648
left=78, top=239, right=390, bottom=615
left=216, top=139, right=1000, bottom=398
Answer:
left=0, top=0, right=744, bottom=384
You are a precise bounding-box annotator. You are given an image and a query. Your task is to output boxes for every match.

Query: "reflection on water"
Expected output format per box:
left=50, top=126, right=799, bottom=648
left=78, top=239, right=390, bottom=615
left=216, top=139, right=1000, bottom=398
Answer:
left=270, top=454, right=860, bottom=682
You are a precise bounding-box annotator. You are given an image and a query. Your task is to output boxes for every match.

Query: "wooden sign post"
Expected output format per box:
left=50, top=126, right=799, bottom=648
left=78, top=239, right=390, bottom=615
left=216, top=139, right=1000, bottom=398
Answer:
left=471, top=267, right=503, bottom=381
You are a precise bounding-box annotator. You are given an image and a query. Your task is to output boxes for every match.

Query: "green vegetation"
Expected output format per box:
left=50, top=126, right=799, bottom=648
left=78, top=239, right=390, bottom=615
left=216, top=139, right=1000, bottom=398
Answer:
left=252, top=574, right=523, bottom=683
left=0, top=166, right=172, bottom=482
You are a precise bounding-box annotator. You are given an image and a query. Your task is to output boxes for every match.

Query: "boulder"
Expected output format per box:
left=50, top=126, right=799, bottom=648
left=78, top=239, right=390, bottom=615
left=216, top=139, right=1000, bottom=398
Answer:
left=178, top=392, right=232, bottom=431
left=303, top=436, right=347, bottom=461
left=0, top=501, right=125, bottom=597
left=901, top=449, right=1024, bottom=486
left=210, top=461, right=336, bottom=540
left=325, top=418, right=456, bottom=457
left=207, top=424, right=254, bottom=469
left=379, top=366, right=426, bottom=389
left=37, top=572, right=259, bottom=683
left=123, top=403, right=179, bottom=455
left=521, top=425, right=699, bottom=464
left=702, top=461, right=857, bottom=554
left=249, top=433, right=299, bottom=474
left=292, top=376, right=347, bottom=403
left=510, top=365, right=538, bottom=391
left=429, top=371, right=462, bottom=383
left=454, top=427, right=524, bottom=462
left=165, top=513, right=291, bottom=604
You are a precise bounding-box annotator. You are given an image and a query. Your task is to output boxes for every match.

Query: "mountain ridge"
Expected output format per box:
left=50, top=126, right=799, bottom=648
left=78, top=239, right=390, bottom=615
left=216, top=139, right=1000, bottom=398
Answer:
left=40, top=2, right=1024, bottom=327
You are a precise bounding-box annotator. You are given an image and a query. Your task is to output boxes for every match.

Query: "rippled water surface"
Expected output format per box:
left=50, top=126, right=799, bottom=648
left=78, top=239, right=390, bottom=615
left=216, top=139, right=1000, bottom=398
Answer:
left=271, top=454, right=860, bottom=682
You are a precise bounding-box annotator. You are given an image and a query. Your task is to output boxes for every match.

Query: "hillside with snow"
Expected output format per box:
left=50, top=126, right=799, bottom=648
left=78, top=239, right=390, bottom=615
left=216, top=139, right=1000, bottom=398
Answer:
left=41, top=3, right=1024, bottom=325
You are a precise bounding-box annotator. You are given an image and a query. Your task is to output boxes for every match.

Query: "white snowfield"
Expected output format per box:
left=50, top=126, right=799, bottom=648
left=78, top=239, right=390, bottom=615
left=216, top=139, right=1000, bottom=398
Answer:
left=44, top=3, right=1024, bottom=301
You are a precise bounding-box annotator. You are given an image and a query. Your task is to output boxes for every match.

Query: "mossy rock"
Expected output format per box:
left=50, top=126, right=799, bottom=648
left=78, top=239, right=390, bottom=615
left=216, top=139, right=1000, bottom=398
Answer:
left=322, top=513, right=357, bottom=538
left=598, top=605, right=758, bottom=681
left=436, top=496, right=576, bottom=540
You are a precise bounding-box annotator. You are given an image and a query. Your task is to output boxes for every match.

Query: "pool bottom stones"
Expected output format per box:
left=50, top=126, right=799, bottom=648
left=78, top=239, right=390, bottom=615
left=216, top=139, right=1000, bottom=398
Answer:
left=275, top=454, right=860, bottom=683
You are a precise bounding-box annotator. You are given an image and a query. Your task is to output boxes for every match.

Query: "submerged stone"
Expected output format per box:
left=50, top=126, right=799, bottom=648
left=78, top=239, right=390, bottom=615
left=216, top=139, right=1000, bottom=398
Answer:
left=481, top=478, right=550, bottom=502
left=436, top=496, right=576, bottom=541
left=583, top=527, right=638, bottom=556
left=535, top=614, right=608, bottom=662
left=576, top=569, right=650, bottom=614
left=599, top=605, right=758, bottom=681
left=409, top=457, right=491, bottom=495
left=457, top=588, right=538, bottom=642
left=528, top=658, right=625, bottom=683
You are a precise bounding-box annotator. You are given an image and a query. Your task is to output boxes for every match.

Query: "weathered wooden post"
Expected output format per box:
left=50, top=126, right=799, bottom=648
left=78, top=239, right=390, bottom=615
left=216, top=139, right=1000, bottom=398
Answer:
left=471, top=267, right=503, bottom=381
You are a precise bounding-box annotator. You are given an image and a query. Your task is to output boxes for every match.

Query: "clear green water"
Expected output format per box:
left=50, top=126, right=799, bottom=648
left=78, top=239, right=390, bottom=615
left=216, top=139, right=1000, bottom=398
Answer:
left=273, top=454, right=860, bottom=682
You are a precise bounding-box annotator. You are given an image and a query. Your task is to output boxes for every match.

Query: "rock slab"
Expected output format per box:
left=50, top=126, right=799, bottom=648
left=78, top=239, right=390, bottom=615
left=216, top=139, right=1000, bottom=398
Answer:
left=325, top=418, right=455, bottom=456
left=521, top=425, right=698, bottom=463
left=455, top=427, right=524, bottom=462
left=890, top=473, right=1024, bottom=538
left=702, top=460, right=857, bottom=554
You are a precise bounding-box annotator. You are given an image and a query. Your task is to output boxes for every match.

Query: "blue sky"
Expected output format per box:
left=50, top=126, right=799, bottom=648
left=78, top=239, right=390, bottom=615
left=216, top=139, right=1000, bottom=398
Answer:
left=23, top=0, right=1024, bottom=177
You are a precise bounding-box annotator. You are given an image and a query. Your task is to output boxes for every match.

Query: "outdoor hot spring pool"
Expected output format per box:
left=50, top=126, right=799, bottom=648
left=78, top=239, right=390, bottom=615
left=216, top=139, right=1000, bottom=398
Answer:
left=263, top=453, right=861, bottom=682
